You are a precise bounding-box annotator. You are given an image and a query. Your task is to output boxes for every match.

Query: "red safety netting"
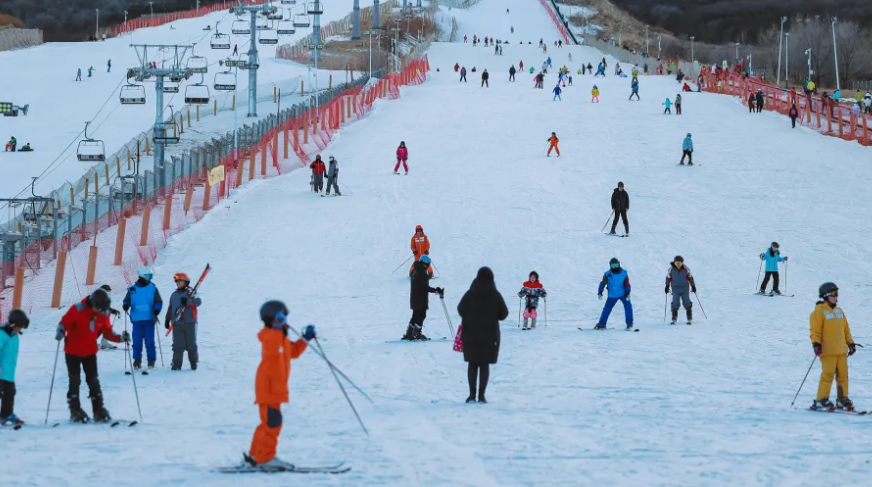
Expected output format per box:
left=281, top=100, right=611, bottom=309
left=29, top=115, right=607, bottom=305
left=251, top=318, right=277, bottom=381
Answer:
left=109, top=0, right=269, bottom=37
left=537, top=0, right=570, bottom=45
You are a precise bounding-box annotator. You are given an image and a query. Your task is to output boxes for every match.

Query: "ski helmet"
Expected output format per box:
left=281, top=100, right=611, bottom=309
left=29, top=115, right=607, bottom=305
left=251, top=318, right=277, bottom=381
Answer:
left=329, top=155, right=335, bottom=161
left=90, top=288, right=111, bottom=313
left=617, top=181, right=625, bottom=188
left=260, top=300, right=289, bottom=324
left=674, top=255, right=684, bottom=263
left=687, top=133, right=692, bottom=137
left=420, top=255, right=432, bottom=265
left=609, top=257, right=620, bottom=268
left=138, top=266, right=153, bottom=281
left=173, top=272, right=190, bottom=283
left=771, top=241, right=780, bottom=249
left=819, top=282, right=838, bottom=298
left=100, top=284, right=112, bottom=292
left=6, top=309, right=29, bottom=329
left=415, top=224, right=423, bottom=231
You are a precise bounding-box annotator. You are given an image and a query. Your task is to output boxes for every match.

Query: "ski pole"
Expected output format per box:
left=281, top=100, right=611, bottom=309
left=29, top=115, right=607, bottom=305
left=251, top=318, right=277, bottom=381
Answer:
left=154, top=318, right=165, bottom=367
left=755, top=258, right=764, bottom=291
left=439, top=295, right=455, bottom=337
left=313, top=337, right=368, bottom=436
left=125, top=339, right=143, bottom=422
left=124, top=312, right=130, bottom=374
left=431, top=262, right=441, bottom=278
left=784, top=260, right=788, bottom=292
left=518, top=297, right=522, bottom=328
left=339, top=179, right=353, bottom=195
left=392, top=255, right=413, bottom=274
left=544, top=298, right=547, bottom=328
left=45, top=339, right=61, bottom=425
left=286, top=325, right=373, bottom=403
left=601, top=211, right=614, bottom=232
left=693, top=292, right=708, bottom=319
left=791, top=356, right=816, bottom=407
left=663, top=292, right=668, bottom=321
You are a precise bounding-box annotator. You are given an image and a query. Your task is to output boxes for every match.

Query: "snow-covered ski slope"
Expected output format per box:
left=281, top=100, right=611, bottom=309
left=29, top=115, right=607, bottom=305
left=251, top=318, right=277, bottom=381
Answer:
left=8, top=0, right=872, bottom=486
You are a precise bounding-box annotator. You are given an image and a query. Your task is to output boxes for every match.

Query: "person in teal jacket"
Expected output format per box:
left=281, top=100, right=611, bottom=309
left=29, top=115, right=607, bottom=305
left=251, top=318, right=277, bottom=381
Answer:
left=595, top=258, right=634, bottom=329
left=0, top=309, right=29, bottom=426
left=759, top=241, right=788, bottom=295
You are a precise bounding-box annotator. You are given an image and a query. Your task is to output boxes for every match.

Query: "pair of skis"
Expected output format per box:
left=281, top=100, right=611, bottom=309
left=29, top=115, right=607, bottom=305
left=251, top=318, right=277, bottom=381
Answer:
left=217, top=454, right=349, bottom=474
left=166, top=264, right=211, bottom=337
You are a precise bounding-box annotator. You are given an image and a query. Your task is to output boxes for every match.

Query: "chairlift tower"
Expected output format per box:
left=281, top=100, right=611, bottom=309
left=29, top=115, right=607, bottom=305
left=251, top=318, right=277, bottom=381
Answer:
left=230, top=2, right=278, bottom=117
left=0, top=178, right=60, bottom=274
left=310, top=1, right=323, bottom=62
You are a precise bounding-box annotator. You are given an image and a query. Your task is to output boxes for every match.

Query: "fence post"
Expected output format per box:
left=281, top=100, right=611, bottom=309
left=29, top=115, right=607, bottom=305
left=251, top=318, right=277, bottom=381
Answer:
left=236, top=156, right=246, bottom=187
left=203, top=175, right=212, bottom=211
left=283, top=126, right=289, bottom=159
left=304, top=112, right=309, bottom=143
left=139, top=204, right=151, bottom=246
left=864, top=116, right=869, bottom=145
left=838, top=107, right=844, bottom=137
left=86, top=246, right=98, bottom=285
left=261, top=138, right=268, bottom=175
left=250, top=145, right=257, bottom=180
left=162, top=194, right=173, bottom=230
left=187, top=109, right=191, bottom=128
left=347, top=95, right=352, bottom=117
left=184, top=181, right=195, bottom=213
left=114, top=217, right=126, bottom=265
left=13, top=267, right=26, bottom=309
left=49, top=254, right=67, bottom=307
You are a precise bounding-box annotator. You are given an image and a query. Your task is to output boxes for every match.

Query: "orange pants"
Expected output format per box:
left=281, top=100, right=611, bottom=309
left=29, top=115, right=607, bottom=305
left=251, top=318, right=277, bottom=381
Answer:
left=249, top=404, right=283, bottom=464
left=547, top=145, right=560, bottom=155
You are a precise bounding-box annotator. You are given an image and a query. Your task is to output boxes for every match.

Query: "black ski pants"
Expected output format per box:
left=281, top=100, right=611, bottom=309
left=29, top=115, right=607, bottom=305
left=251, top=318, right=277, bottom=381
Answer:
left=790, top=116, right=797, bottom=128
left=611, top=210, right=628, bottom=233
left=467, top=362, right=490, bottom=399
left=66, top=353, right=102, bottom=406
left=460, top=74, right=467, bottom=82
left=509, top=73, right=515, bottom=81
left=481, top=79, right=489, bottom=87
left=757, top=103, right=764, bottom=113
left=681, top=150, right=693, bottom=164
left=761, top=271, right=780, bottom=292
left=410, top=307, right=427, bottom=328
left=629, top=92, right=639, bottom=100
left=0, top=379, right=15, bottom=417
left=676, top=104, right=682, bottom=114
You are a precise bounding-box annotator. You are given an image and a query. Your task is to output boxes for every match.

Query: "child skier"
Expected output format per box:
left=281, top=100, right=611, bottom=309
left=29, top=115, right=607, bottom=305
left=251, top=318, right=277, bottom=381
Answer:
left=517, top=272, right=547, bottom=330
left=629, top=79, right=640, bottom=100
left=244, top=300, right=314, bottom=469
left=394, top=141, right=409, bottom=175
left=547, top=132, right=560, bottom=156
left=56, top=289, right=128, bottom=422
left=409, top=224, right=434, bottom=276
left=809, top=282, right=855, bottom=411
left=325, top=155, right=341, bottom=196
left=595, top=258, right=634, bottom=330
left=680, top=133, right=694, bottom=165
left=758, top=242, right=788, bottom=295
left=0, top=309, right=28, bottom=426
left=309, top=155, right=326, bottom=192
left=403, top=256, right=443, bottom=341
left=663, top=97, right=672, bottom=114
left=165, top=272, right=202, bottom=370
left=553, top=85, right=562, bottom=101
left=665, top=256, right=696, bottom=325
left=122, top=266, right=163, bottom=370
left=591, top=85, right=600, bottom=103
left=76, top=68, right=82, bottom=81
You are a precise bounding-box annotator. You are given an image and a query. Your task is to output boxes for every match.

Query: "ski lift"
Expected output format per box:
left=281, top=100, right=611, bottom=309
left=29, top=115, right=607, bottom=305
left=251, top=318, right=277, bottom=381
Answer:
left=153, top=107, right=180, bottom=145
left=256, top=19, right=271, bottom=31
left=77, top=122, right=105, bottom=162
left=184, top=81, right=210, bottom=105
left=277, top=20, right=295, bottom=35
left=232, top=19, right=251, bottom=35
left=281, top=0, right=297, bottom=4
left=307, top=1, right=323, bottom=15
left=259, top=29, right=279, bottom=45
left=163, top=80, right=180, bottom=93
left=214, top=71, right=237, bottom=91
left=268, top=9, right=283, bottom=20
left=211, top=32, right=231, bottom=49
left=120, top=84, right=146, bottom=105
left=187, top=54, right=209, bottom=74
left=293, top=13, right=310, bottom=28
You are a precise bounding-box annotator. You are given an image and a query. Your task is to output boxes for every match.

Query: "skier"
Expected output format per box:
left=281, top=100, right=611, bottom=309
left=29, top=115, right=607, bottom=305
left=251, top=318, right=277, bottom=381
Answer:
left=107, top=59, right=112, bottom=73
left=76, top=68, right=82, bottom=81
left=463, top=35, right=467, bottom=43
left=494, top=45, right=499, bottom=55
left=568, top=52, right=572, bottom=62
left=519, top=60, right=523, bottom=71
left=164, top=272, right=202, bottom=370
left=665, top=256, right=696, bottom=325
left=546, top=57, right=552, bottom=69
left=558, top=40, right=563, bottom=48
left=55, top=289, right=128, bottom=422
left=629, top=79, right=640, bottom=100
left=88, top=66, right=94, bottom=77
left=0, top=309, right=28, bottom=426
left=481, top=69, right=489, bottom=88
left=865, top=92, right=871, bottom=114
left=309, top=155, right=326, bottom=192
left=758, top=242, right=788, bottom=295
left=663, top=97, right=672, bottom=114
left=394, top=141, right=409, bottom=175
left=459, top=66, right=467, bottom=82
left=409, top=224, right=433, bottom=275
left=403, top=255, right=443, bottom=341
left=509, top=65, right=516, bottom=82
left=535, top=73, right=544, bottom=89
left=595, top=258, right=634, bottom=330
left=517, top=271, right=547, bottom=330
left=122, top=266, right=163, bottom=371
left=324, top=155, right=341, bottom=195
left=552, top=84, right=562, bottom=101
left=567, top=74, right=573, bottom=86
left=789, top=103, right=799, bottom=128
left=675, top=93, right=682, bottom=114
left=510, top=27, right=514, bottom=34
left=680, top=133, right=694, bottom=165
left=546, top=132, right=560, bottom=157
left=609, top=181, right=629, bottom=235
left=233, top=44, right=238, bottom=55
left=591, top=85, right=600, bottom=103
left=809, top=282, right=855, bottom=411
left=245, top=300, right=314, bottom=469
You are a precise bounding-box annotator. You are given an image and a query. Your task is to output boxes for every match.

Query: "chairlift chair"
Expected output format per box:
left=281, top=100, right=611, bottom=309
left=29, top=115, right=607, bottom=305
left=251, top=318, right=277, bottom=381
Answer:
left=211, top=32, right=231, bottom=49
left=153, top=122, right=180, bottom=145
left=120, top=84, right=146, bottom=105
left=256, top=20, right=271, bottom=31
left=77, top=123, right=106, bottom=162
left=232, top=19, right=251, bottom=35
left=163, top=81, right=180, bottom=93
left=214, top=71, right=237, bottom=91
left=268, top=10, right=284, bottom=20
left=307, top=1, right=323, bottom=15
left=259, top=29, right=279, bottom=45
left=293, top=13, right=310, bottom=28
left=277, top=20, right=295, bottom=35
left=184, top=83, right=211, bottom=105
left=187, top=55, right=209, bottom=74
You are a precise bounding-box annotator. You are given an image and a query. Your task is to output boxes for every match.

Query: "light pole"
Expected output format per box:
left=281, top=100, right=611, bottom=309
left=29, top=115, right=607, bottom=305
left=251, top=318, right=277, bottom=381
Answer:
left=784, top=32, right=790, bottom=89
left=747, top=54, right=753, bottom=76
left=735, top=42, right=740, bottom=64
left=618, top=24, right=622, bottom=46
left=690, top=36, right=695, bottom=63
left=805, top=48, right=812, bottom=81
left=777, top=16, right=786, bottom=84
left=645, top=25, right=649, bottom=55
left=364, top=29, right=378, bottom=77
left=95, top=9, right=99, bottom=39
left=657, top=35, right=661, bottom=59
left=831, top=17, right=840, bottom=90
left=149, top=2, right=154, bottom=18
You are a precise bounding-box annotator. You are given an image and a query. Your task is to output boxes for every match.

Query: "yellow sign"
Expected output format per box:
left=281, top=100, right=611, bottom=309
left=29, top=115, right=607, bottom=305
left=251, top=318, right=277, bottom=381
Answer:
left=207, top=165, right=225, bottom=187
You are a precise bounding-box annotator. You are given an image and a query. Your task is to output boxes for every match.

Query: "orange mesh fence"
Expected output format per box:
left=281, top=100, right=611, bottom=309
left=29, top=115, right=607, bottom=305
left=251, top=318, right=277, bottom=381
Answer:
left=109, top=1, right=269, bottom=37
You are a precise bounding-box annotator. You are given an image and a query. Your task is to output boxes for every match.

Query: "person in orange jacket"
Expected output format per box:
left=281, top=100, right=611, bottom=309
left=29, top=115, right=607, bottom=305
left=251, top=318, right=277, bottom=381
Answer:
left=245, top=300, right=315, bottom=469
left=547, top=132, right=560, bottom=157
left=410, top=224, right=434, bottom=276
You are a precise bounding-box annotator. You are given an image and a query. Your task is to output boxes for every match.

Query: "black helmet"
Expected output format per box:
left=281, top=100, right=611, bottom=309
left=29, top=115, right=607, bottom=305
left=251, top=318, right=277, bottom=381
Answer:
left=617, top=181, right=625, bottom=188
left=771, top=241, right=780, bottom=249
left=6, top=309, right=29, bottom=329
left=260, top=300, right=289, bottom=324
left=819, top=282, right=838, bottom=298
left=674, top=255, right=684, bottom=263
left=90, top=288, right=111, bottom=313
left=609, top=257, right=620, bottom=267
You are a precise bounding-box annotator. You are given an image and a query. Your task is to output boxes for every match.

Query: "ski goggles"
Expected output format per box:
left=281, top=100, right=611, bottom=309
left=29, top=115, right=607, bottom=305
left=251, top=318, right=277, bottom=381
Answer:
left=610, top=263, right=621, bottom=269
left=674, top=262, right=683, bottom=267
left=823, top=290, right=839, bottom=298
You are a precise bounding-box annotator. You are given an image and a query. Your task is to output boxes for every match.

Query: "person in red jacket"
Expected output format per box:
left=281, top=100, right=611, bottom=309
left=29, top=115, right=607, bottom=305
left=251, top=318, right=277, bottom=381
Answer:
left=394, top=141, right=409, bottom=175
left=309, top=155, right=326, bottom=193
left=55, top=288, right=128, bottom=423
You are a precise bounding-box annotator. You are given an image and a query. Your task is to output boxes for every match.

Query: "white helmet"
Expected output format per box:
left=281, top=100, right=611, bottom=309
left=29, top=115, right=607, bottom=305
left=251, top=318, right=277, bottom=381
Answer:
left=138, top=266, right=153, bottom=280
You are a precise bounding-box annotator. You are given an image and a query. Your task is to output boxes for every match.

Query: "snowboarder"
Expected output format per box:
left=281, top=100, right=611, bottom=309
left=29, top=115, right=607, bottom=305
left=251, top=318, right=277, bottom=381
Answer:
left=18, top=143, right=32, bottom=152
left=164, top=272, right=202, bottom=371
left=0, top=309, right=28, bottom=426
left=789, top=104, right=799, bottom=128
left=553, top=84, right=562, bottom=101
left=546, top=132, right=560, bottom=157
left=325, top=155, right=341, bottom=195
left=680, top=133, right=694, bottom=165
left=509, top=65, right=516, bottom=82
left=629, top=79, right=640, bottom=100
left=591, top=85, right=600, bottom=103
left=55, top=289, right=128, bottom=423
left=394, top=141, right=409, bottom=175
left=595, top=258, right=634, bottom=330
left=459, top=66, right=467, bottom=82
left=675, top=93, right=682, bottom=114
left=481, top=69, right=489, bottom=87
left=245, top=300, right=314, bottom=469
left=403, top=255, right=443, bottom=341
left=758, top=242, right=788, bottom=295
left=122, top=267, right=163, bottom=370
left=609, top=181, right=629, bottom=235
left=663, top=97, right=672, bottom=114
left=665, top=256, right=696, bottom=325
left=309, top=155, right=326, bottom=192
left=809, top=282, right=855, bottom=412
left=517, top=271, right=547, bottom=330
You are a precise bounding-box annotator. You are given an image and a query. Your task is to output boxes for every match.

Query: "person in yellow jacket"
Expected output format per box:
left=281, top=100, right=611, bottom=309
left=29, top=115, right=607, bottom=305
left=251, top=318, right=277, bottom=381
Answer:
left=591, top=85, right=600, bottom=103
left=809, top=282, right=856, bottom=411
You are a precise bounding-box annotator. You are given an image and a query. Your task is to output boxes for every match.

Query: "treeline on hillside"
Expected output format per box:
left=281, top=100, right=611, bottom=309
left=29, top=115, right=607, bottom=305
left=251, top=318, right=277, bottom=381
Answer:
left=0, top=0, right=228, bottom=41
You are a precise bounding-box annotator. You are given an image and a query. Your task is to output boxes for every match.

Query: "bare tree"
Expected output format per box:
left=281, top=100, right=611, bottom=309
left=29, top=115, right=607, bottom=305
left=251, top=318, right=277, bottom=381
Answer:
left=835, top=20, right=872, bottom=89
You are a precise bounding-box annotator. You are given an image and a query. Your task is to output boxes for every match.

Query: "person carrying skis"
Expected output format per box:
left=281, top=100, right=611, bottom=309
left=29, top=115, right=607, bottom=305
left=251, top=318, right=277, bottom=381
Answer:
left=809, top=282, right=855, bottom=411
left=394, top=141, right=409, bottom=175
left=122, top=266, right=163, bottom=371
left=325, top=155, right=341, bottom=196
left=595, top=258, right=634, bottom=330
left=517, top=271, right=547, bottom=330
left=553, top=84, right=562, bottom=101
left=629, top=79, right=640, bottom=100
left=245, top=301, right=314, bottom=469
left=680, top=133, right=694, bottom=165
left=591, top=85, right=600, bottom=103
left=459, top=66, right=467, bottom=83
left=663, top=97, right=672, bottom=114
left=309, top=155, right=326, bottom=193
left=165, top=272, right=202, bottom=370
left=481, top=69, right=489, bottom=87
left=547, top=132, right=560, bottom=157
left=675, top=93, right=682, bottom=114
left=609, top=181, right=629, bottom=235
left=55, top=288, right=128, bottom=422
left=758, top=242, right=788, bottom=295
left=0, top=309, right=28, bottom=426
left=665, top=256, right=696, bottom=325
left=509, top=65, right=516, bottom=82
left=403, top=256, right=443, bottom=341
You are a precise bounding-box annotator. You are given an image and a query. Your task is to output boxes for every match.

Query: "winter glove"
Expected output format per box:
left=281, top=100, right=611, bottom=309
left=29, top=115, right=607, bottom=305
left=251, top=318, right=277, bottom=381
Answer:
left=760, top=253, right=765, bottom=259
left=540, top=291, right=547, bottom=298
left=180, top=297, right=188, bottom=306
left=123, top=304, right=131, bottom=312
left=517, top=291, right=525, bottom=298
left=164, top=319, right=171, bottom=330
left=110, top=307, right=121, bottom=318
left=55, top=325, right=65, bottom=341
left=121, top=331, right=131, bottom=343
left=784, top=256, right=789, bottom=261
left=597, top=293, right=603, bottom=300
left=813, top=343, right=822, bottom=357
left=849, top=343, right=857, bottom=356
left=438, top=287, right=445, bottom=298
left=691, top=285, right=697, bottom=293
left=302, top=325, right=317, bottom=341
left=664, top=285, right=670, bottom=294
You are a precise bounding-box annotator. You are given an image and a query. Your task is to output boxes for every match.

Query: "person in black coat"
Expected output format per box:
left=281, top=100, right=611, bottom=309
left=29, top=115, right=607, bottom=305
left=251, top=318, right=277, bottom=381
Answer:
left=609, top=181, right=630, bottom=235
left=755, top=90, right=764, bottom=113
left=509, top=65, right=516, bottom=82
left=457, top=267, right=508, bottom=404
left=403, top=256, right=443, bottom=341
left=481, top=69, right=489, bottom=87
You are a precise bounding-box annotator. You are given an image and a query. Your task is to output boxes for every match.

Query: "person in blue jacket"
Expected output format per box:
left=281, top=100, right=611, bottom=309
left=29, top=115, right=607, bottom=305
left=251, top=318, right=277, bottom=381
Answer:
left=553, top=84, right=562, bottom=101
left=758, top=242, right=788, bottom=295
left=123, top=267, right=163, bottom=370
left=0, top=309, right=29, bottom=426
left=595, top=258, right=634, bottom=330
left=680, top=133, right=694, bottom=165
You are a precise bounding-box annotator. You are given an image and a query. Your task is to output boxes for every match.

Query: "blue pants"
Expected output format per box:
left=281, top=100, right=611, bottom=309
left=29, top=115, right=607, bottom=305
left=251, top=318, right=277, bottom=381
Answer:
left=132, top=321, right=157, bottom=362
left=598, top=296, right=634, bottom=326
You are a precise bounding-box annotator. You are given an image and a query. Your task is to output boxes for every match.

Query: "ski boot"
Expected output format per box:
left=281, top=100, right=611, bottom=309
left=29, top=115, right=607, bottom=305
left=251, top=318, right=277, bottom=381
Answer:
left=393, top=171, right=399, bottom=175
left=465, top=395, right=476, bottom=404
left=773, top=290, right=782, bottom=296
left=68, top=395, right=90, bottom=423
left=608, top=230, right=617, bottom=235
left=257, top=457, right=294, bottom=471
left=411, top=324, right=428, bottom=341
left=686, top=309, right=693, bottom=326
left=811, top=398, right=836, bottom=411
left=171, top=362, right=182, bottom=371
left=670, top=309, right=678, bottom=325
left=756, top=289, right=767, bottom=295
left=477, top=394, right=487, bottom=404
left=190, top=361, right=198, bottom=371
left=335, top=191, right=342, bottom=196
left=133, top=359, right=142, bottom=370
left=626, top=323, right=634, bottom=330
left=147, top=360, right=155, bottom=370
left=522, top=318, right=529, bottom=330
left=594, top=323, right=607, bottom=330
left=91, top=393, right=111, bottom=423
left=0, top=414, right=24, bottom=427
left=837, top=397, right=855, bottom=411
left=401, top=324, right=417, bottom=340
